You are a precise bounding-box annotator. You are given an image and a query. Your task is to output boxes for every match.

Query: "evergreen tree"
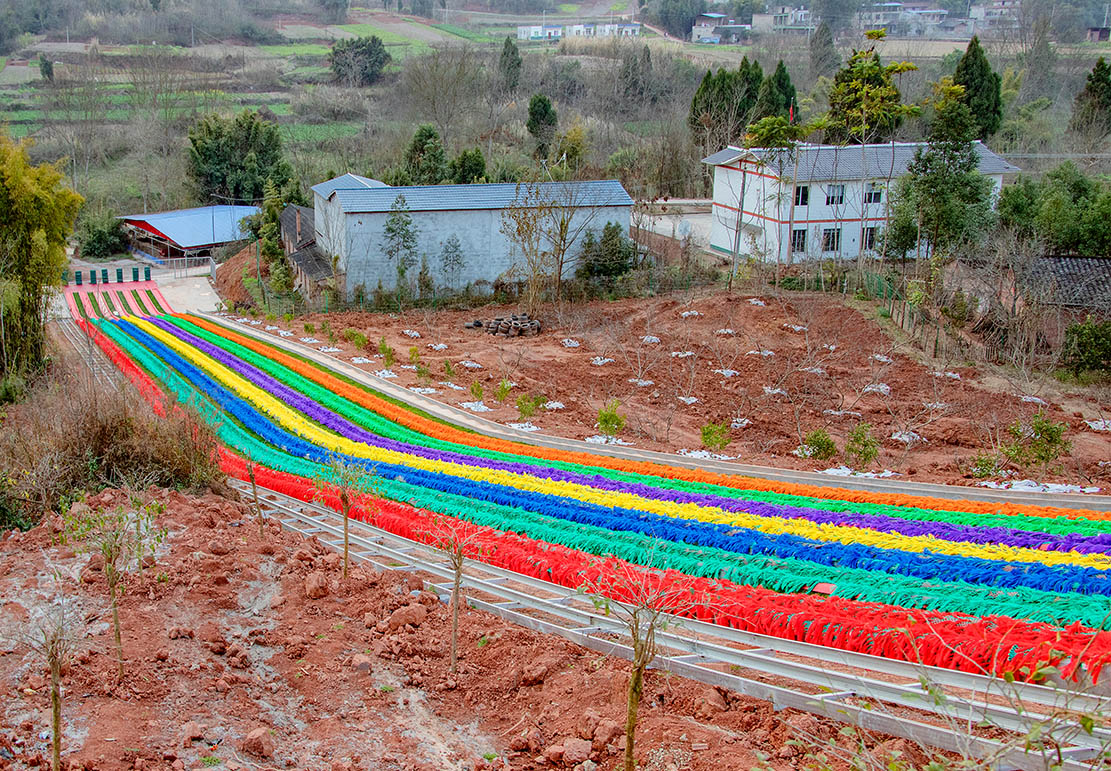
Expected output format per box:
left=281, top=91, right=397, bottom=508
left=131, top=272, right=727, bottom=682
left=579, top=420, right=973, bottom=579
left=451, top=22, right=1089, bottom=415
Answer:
left=753, top=60, right=796, bottom=121
left=809, top=21, right=839, bottom=81
left=186, top=109, right=294, bottom=204
left=329, top=35, right=390, bottom=87
left=448, top=147, right=486, bottom=184
left=620, top=44, right=656, bottom=105
left=891, top=79, right=995, bottom=259
left=1070, top=57, right=1111, bottom=139
left=952, top=36, right=1002, bottom=140
left=404, top=124, right=448, bottom=185
left=688, top=57, right=764, bottom=146
left=498, top=36, right=522, bottom=94
left=825, top=42, right=916, bottom=144
left=527, top=93, right=558, bottom=157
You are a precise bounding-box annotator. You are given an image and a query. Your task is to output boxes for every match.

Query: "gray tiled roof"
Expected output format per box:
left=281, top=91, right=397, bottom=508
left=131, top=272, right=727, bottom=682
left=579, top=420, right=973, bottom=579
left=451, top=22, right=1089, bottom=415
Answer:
left=310, top=173, right=389, bottom=199
left=328, top=180, right=634, bottom=214
left=289, top=244, right=333, bottom=282
left=702, top=142, right=1021, bottom=181
left=1026, top=257, right=1111, bottom=309
left=279, top=204, right=315, bottom=250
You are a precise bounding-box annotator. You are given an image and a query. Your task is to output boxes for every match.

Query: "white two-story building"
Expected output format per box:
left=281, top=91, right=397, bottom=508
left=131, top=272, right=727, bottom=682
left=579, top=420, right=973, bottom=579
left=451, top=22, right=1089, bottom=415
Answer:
left=702, top=142, right=1019, bottom=263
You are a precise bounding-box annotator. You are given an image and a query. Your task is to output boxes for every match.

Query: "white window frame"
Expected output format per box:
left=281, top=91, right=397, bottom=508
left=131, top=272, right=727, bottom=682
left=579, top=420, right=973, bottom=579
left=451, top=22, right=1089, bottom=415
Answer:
left=825, top=184, right=845, bottom=206
left=791, top=228, right=807, bottom=253
left=864, top=182, right=883, bottom=205
left=794, top=185, right=809, bottom=207
left=863, top=225, right=878, bottom=251
left=822, top=227, right=841, bottom=252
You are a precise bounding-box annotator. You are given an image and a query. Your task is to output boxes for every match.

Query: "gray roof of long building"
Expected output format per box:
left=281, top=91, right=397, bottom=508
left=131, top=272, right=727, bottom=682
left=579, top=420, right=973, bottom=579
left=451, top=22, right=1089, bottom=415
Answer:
left=289, top=244, right=333, bottom=282
left=310, top=173, right=389, bottom=199
left=1026, top=256, right=1111, bottom=309
left=327, top=180, right=634, bottom=214
left=702, top=142, right=1021, bottom=180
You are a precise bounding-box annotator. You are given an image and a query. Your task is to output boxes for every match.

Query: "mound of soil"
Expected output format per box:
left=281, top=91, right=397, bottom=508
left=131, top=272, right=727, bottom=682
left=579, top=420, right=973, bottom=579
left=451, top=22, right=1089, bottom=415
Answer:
left=212, top=246, right=261, bottom=309
left=0, top=487, right=928, bottom=771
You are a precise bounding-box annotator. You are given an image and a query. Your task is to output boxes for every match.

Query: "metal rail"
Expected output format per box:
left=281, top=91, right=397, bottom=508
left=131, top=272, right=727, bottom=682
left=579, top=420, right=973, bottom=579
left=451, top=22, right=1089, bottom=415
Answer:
left=54, top=318, right=120, bottom=390
left=233, top=480, right=1111, bottom=771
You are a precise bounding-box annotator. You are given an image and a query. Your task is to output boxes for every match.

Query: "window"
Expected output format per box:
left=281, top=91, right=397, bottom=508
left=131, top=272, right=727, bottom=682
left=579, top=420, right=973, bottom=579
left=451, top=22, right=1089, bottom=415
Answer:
left=822, top=227, right=841, bottom=252
left=864, top=182, right=883, bottom=205
left=825, top=184, right=845, bottom=206
left=863, top=226, right=878, bottom=251
left=794, top=185, right=809, bottom=207
left=791, top=228, right=807, bottom=253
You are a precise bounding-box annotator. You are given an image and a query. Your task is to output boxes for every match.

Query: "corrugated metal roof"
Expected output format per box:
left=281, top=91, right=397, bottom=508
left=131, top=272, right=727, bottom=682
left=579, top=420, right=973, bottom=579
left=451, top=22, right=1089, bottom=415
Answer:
left=702, top=142, right=1021, bottom=180
left=328, top=180, right=634, bottom=214
left=120, top=205, right=258, bottom=249
left=310, top=173, right=389, bottom=199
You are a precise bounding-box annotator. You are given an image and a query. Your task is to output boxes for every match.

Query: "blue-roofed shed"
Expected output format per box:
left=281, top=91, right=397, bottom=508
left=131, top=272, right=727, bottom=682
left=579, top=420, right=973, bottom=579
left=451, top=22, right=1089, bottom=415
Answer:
left=312, top=175, right=634, bottom=298
left=121, top=205, right=259, bottom=258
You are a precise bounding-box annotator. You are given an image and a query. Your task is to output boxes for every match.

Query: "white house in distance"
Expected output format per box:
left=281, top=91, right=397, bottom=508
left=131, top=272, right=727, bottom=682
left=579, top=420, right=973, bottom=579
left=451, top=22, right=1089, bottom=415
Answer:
left=311, top=175, right=633, bottom=299
left=702, top=142, right=1020, bottom=263
left=517, top=24, right=563, bottom=41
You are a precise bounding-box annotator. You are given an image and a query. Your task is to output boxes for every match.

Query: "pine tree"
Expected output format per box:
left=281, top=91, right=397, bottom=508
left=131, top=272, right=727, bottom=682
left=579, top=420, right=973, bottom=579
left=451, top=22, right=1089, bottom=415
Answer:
left=498, top=36, right=521, bottom=94
left=952, top=36, right=1002, bottom=140
left=809, top=21, right=839, bottom=80
left=688, top=58, right=764, bottom=146
left=753, top=60, right=796, bottom=121
left=1070, top=57, right=1111, bottom=139
left=527, top=93, right=558, bottom=157
left=404, top=124, right=448, bottom=185
left=448, top=147, right=486, bottom=184
left=826, top=43, right=916, bottom=144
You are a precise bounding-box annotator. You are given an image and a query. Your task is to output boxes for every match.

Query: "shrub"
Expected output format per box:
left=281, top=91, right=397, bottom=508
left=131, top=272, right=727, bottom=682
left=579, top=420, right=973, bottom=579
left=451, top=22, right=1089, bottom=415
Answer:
left=0, top=367, right=223, bottom=530
left=844, top=422, right=879, bottom=468
left=378, top=337, right=395, bottom=367
left=700, top=422, right=730, bottom=451
left=1001, top=411, right=1071, bottom=474
left=283, top=313, right=293, bottom=323
left=970, top=451, right=1002, bottom=478
left=494, top=378, right=512, bottom=402
left=1063, top=317, right=1111, bottom=377
left=77, top=213, right=128, bottom=261
left=304, top=323, right=316, bottom=334
left=799, top=429, right=837, bottom=460
left=409, top=346, right=421, bottom=366
left=416, top=363, right=431, bottom=384
left=597, top=399, right=625, bottom=437
left=517, top=393, right=544, bottom=420
left=443, top=360, right=456, bottom=381
left=469, top=380, right=484, bottom=401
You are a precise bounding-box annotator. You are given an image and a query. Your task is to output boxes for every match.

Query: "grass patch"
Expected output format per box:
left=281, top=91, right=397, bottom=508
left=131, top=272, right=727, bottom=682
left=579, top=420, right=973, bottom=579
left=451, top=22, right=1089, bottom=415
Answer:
left=100, top=291, right=117, bottom=315
left=130, top=289, right=151, bottom=315
left=429, top=23, right=494, bottom=42
left=557, top=2, right=580, bottom=11
left=261, top=43, right=332, bottom=56
left=610, top=0, right=629, bottom=9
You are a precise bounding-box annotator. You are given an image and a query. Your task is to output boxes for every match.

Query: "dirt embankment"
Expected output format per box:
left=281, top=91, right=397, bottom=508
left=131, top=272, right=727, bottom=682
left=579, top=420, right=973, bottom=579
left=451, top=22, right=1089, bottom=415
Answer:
left=212, top=247, right=261, bottom=309
left=241, top=287, right=1111, bottom=489
left=0, top=487, right=926, bottom=771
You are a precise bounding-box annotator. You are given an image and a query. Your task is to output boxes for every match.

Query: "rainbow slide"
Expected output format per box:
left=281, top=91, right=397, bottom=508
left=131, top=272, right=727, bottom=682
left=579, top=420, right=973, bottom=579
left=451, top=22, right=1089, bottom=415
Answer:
left=72, top=309, right=1111, bottom=683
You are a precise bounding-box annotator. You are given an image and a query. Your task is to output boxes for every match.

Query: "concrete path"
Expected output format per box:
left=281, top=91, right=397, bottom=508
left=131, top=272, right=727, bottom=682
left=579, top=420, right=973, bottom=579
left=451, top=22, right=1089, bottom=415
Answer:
left=201, top=312, right=1111, bottom=514
left=158, top=275, right=220, bottom=313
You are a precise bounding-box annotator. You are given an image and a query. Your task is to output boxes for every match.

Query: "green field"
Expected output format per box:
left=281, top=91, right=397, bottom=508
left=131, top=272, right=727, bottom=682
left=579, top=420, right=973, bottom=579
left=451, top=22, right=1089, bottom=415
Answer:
left=558, top=3, right=580, bottom=12
left=337, top=22, right=415, bottom=46
left=261, top=43, right=332, bottom=57
left=429, top=23, right=494, bottom=42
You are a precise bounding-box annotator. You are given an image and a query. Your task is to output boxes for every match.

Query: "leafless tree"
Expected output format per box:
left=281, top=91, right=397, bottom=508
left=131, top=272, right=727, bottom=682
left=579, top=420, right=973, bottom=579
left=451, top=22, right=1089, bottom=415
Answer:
left=420, top=513, right=488, bottom=676
left=579, top=555, right=699, bottom=771
left=401, top=45, right=483, bottom=145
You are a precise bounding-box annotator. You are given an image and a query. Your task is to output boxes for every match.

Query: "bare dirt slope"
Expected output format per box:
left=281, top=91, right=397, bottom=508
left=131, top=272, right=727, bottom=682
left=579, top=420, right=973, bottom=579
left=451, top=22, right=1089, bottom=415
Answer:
left=0, top=488, right=910, bottom=771
left=237, top=287, right=1111, bottom=490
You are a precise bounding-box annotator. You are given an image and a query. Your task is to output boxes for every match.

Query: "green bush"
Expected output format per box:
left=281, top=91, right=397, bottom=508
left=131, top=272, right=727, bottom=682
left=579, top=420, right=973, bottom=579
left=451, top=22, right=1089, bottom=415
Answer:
left=516, top=393, right=544, bottom=420
left=700, top=422, right=731, bottom=451
left=494, top=378, right=512, bottom=402
left=1001, top=410, right=1071, bottom=474
left=970, top=451, right=1002, bottom=478
left=597, top=399, right=626, bottom=437
left=77, top=213, right=128, bottom=261
left=469, top=380, right=484, bottom=401
left=1063, top=317, right=1111, bottom=377
left=409, top=346, right=421, bottom=366
left=443, top=360, right=456, bottom=381
left=844, top=422, right=879, bottom=468
left=800, top=429, right=837, bottom=460
left=304, top=322, right=316, bottom=334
